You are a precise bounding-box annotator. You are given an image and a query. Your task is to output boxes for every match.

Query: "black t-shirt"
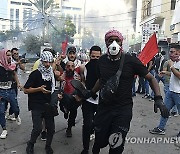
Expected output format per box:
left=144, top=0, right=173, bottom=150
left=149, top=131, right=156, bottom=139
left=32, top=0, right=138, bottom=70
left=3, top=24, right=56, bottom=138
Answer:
left=97, top=54, right=148, bottom=106
left=85, top=60, right=99, bottom=90
left=24, top=70, right=52, bottom=111
left=0, top=66, right=14, bottom=83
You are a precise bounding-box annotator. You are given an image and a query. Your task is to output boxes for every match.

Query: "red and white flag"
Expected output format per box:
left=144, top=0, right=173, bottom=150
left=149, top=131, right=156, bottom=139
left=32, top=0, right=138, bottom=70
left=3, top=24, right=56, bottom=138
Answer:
left=138, top=33, right=158, bottom=65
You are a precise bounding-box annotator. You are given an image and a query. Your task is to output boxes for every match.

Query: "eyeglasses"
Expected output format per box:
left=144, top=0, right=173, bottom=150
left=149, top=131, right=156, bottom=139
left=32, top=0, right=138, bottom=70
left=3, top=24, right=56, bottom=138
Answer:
left=13, top=53, right=19, bottom=55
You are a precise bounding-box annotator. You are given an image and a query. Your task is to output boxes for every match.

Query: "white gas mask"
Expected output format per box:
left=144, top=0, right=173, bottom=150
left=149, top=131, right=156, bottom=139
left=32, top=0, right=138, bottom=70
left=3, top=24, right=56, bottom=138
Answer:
left=108, top=40, right=121, bottom=56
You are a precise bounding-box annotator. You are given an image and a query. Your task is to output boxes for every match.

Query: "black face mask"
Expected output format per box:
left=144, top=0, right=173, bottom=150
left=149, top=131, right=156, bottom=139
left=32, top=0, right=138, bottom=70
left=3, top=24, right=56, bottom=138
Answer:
left=66, top=70, right=74, bottom=77
left=90, top=59, right=98, bottom=63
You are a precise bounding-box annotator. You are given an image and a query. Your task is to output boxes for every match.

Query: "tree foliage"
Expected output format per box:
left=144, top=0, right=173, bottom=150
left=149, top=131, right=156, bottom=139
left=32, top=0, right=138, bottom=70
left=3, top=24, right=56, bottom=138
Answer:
left=23, top=34, right=43, bottom=54
left=28, top=0, right=54, bottom=13
left=51, top=16, right=76, bottom=51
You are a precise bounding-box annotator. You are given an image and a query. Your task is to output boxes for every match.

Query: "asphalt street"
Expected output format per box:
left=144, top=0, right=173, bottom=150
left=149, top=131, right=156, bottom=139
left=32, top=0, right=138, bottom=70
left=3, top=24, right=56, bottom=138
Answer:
left=0, top=68, right=179, bottom=154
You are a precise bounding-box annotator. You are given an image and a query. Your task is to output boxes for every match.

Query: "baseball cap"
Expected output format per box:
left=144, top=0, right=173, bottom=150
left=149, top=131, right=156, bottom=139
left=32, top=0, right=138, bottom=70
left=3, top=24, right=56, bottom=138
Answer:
left=67, top=47, right=76, bottom=54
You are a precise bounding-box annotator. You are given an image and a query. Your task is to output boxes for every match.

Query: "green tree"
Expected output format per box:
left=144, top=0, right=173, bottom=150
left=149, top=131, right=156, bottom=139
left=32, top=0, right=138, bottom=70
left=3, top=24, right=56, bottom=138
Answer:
left=51, top=16, right=76, bottom=51
left=23, top=34, right=43, bottom=54
left=28, top=0, right=54, bottom=13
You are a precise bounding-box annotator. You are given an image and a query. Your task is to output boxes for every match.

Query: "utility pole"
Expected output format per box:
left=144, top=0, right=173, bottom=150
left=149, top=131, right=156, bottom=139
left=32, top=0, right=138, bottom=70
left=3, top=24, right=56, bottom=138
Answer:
left=42, top=0, right=45, bottom=44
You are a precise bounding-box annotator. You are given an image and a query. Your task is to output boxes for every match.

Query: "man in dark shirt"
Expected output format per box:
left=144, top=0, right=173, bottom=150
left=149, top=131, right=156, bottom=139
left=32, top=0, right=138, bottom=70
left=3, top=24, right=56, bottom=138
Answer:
left=80, top=46, right=102, bottom=154
left=89, top=29, right=169, bottom=154
left=24, top=51, right=55, bottom=154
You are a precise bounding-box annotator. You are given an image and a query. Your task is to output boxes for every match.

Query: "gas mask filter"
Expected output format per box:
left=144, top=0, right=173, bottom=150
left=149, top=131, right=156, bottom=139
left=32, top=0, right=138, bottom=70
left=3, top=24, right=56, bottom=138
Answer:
left=108, top=40, right=121, bottom=56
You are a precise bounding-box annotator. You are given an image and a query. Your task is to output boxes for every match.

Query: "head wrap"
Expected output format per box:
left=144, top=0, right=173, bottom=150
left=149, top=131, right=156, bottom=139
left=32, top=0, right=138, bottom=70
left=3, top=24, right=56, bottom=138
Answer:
left=40, top=51, right=53, bottom=62
left=105, top=29, right=123, bottom=45
left=38, top=51, right=54, bottom=81
left=0, top=49, right=16, bottom=71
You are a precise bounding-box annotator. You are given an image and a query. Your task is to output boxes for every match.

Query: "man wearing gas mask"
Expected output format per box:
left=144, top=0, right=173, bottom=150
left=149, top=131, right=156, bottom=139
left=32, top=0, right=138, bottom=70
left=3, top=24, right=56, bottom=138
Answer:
left=88, top=29, right=169, bottom=154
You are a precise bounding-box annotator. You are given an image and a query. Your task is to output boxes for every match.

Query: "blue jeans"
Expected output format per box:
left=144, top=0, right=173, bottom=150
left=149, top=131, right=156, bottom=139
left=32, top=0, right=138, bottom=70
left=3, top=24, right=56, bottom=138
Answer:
left=158, top=91, right=180, bottom=130
left=0, top=89, right=20, bottom=129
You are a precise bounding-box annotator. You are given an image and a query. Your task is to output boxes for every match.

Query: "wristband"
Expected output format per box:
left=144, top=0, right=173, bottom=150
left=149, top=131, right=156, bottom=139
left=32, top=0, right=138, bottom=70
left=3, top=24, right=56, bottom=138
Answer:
left=154, top=95, right=163, bottom=101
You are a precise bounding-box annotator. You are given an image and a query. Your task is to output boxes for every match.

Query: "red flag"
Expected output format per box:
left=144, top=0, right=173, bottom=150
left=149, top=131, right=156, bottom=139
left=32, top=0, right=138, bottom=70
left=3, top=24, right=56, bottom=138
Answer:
left=138, top=33, right=158, bottom=65
left=61, top=39, right=68, bottom=56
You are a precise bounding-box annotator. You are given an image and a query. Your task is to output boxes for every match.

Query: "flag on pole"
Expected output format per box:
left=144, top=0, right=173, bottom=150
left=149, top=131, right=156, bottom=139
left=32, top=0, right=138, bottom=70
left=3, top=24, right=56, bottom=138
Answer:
left=138, top=33, right=158, bottom=65
left=61, top=38, right=68, bottom=56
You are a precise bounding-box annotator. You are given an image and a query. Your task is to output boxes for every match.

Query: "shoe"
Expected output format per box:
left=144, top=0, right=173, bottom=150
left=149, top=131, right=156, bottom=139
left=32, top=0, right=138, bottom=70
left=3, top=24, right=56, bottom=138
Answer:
left=81, top=149, right=89, bottom=154
left=41, top=131, right=47, bottom=141
left=16, top=116, right=21, bottom=125
left=149, top=127, right=165, bottom=135
left=140, top=91, right=145, bottom=94
left=135, top=90, right=140, bottom=94
left=0, top=130, right=8, bottom=139
left=26, top=142, right=34, bottom=154
left=90, top=133, right=95, bottom=141
left=6, top=115, right=16, bottom=121
left=45, top=146, right=53, bottom=154
left=142, top=94, right=150, bottom=99
left=171, top=112, right=178, bottom=117
left=66, top=128, right=72, bottom=137
left=149, top=97, right=154, bottom=102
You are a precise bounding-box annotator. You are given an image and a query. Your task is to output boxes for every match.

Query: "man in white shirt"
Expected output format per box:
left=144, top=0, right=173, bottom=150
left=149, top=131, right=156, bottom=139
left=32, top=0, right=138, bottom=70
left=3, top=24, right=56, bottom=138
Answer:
left=150, top=43, right=180, bottom=136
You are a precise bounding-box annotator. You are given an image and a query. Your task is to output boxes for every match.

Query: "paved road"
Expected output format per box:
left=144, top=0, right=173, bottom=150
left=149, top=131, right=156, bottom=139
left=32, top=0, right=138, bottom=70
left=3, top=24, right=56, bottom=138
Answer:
left=0, top=71, right=179, bottom=154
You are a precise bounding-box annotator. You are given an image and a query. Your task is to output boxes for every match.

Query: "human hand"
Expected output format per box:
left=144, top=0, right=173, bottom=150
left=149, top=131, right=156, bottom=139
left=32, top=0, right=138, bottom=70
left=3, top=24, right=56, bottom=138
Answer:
left=40, top=85, right=51, bottom=94
left=154, top=96, right=169, bottom=118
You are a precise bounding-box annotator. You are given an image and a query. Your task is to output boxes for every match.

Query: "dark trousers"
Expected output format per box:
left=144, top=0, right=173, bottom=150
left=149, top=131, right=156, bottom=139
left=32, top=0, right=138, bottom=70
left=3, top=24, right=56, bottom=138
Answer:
left=137, top=77, right=145, bottom=93
left=82, top=101, right=98, bottom=151
left=5, top=87, right=18, bottom=115
left=29, top=110, right=55, bottom=147
left=92, top=104, right=132, bottom=154
left=59, top=94, right=81, bottom=127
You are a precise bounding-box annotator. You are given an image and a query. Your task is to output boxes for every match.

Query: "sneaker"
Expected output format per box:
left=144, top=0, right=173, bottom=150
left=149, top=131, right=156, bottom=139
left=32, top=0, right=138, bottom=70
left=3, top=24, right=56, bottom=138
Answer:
left=81, top=149, right=89, bottom=154
left=149, top=127, right=165, bottom=135
left=171, top=112, right=178, bottom=117
left=6, top=115, right=16, bottom=121
left=41, top=131, right=47, bottom=141
left=66, top=128, right=72, bottom=138
left=45, top=146, right=53, bottom=154
left=149, top=97, right=154, bottom=102
left=90, top=133, right=95, bottom=141
left=142, top=94, right=147, bottom=98
left=26, top=142, right=34, bottom=154
left=0, top=130, right=8, bottom=139
left=16, top=116, right=21, bottom=125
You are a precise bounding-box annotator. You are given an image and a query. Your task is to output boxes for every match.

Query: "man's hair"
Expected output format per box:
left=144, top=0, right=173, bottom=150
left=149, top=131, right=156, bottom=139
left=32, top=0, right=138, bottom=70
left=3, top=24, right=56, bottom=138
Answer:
left=161, top=51, right=166, bottom=55
left=170, top=43, right=180, bottom=50
left=11, top=48, right=18, bottom=53
left=67, top=46, right=76, bottom=54
left=90, top=46, right=102, bottom=55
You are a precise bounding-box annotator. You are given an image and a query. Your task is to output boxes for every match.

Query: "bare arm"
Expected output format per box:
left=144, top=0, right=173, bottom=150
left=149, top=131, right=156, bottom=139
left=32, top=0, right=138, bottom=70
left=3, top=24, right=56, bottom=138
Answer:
left=145, top=73, right=161, bottom=96
left=92, top=79, right=101, bottom=93
left=79, top=65, right=85, bottom=84
left=169, top=60, right=180, bottom=79
left=147, top=61, right=153, bottom=72
left=170, top=66, right=180, bottom=79
left=13, top=71, right=22, bottom=89
left=24, top=85, right=51, bottom=94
